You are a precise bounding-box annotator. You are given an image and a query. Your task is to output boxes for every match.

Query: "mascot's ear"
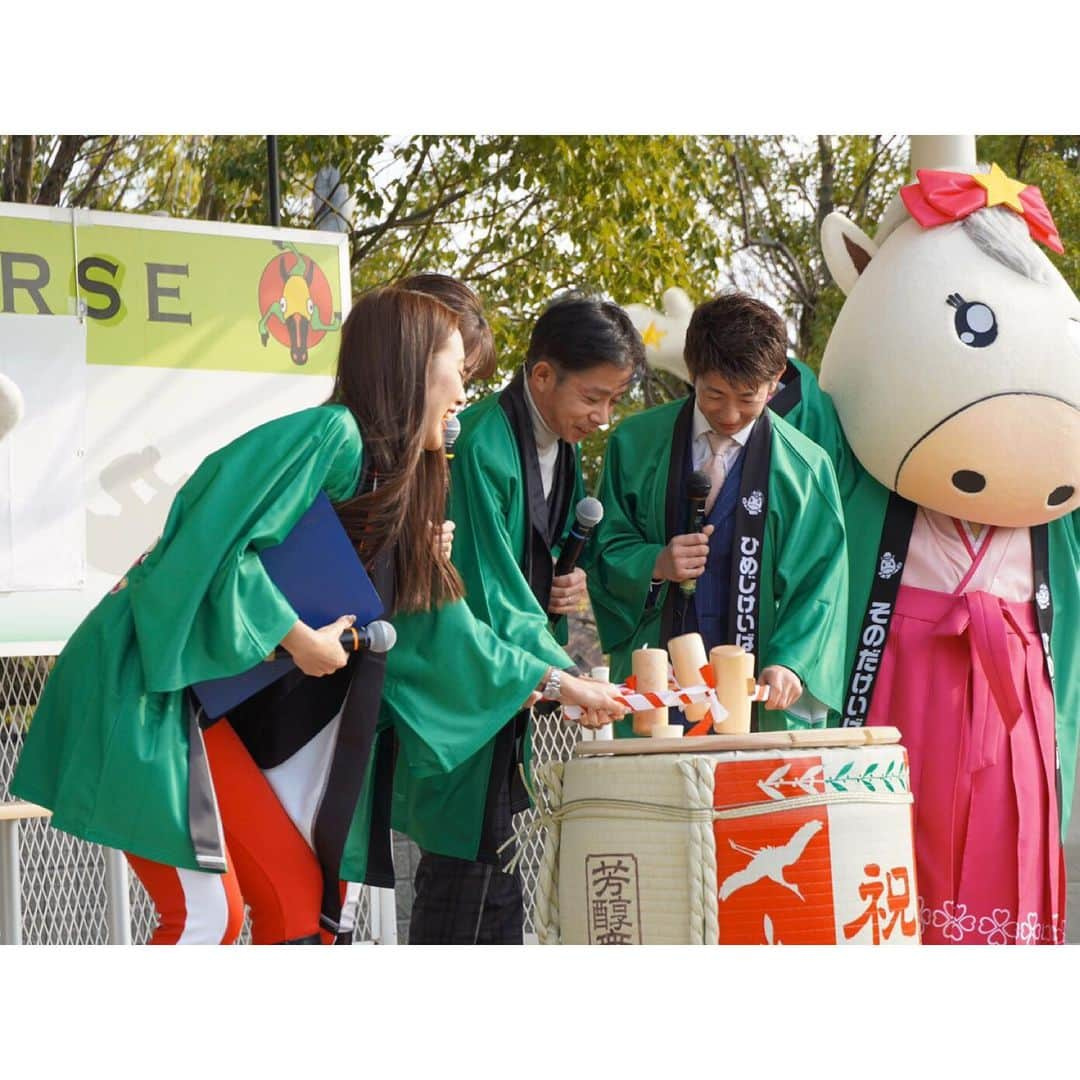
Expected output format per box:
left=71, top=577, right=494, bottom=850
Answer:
left=821, top=212, right=878, bottom=296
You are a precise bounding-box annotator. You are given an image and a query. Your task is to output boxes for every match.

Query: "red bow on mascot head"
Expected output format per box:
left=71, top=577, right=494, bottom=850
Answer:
left=900, top=162, right=1064, bottom=255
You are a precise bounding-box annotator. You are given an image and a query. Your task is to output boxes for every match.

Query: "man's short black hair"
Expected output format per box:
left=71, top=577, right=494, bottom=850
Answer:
left=684, top=291, right=789, bottom=387
left=525, top=292, right=645, bottom=379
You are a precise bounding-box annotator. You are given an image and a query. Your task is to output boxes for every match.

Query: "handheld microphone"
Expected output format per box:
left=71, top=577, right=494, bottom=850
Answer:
left=554, top=497, right=604, bottom=577
left=680, top=470, right=712, bottom=597
left=0, top=372, right=24, bottom=442
left=443, top=414, right=461, bottom=460
left=269, top=619, right=397, bottom=661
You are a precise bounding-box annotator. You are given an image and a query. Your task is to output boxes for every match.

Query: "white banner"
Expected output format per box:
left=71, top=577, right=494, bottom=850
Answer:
left=0, top=314, right=86, bottom=591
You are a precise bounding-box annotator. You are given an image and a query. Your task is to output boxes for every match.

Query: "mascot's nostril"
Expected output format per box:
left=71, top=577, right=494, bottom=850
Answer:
left=951, top=470, right=987, bottom=493
left=1048, top=485, right=1075, bottom=506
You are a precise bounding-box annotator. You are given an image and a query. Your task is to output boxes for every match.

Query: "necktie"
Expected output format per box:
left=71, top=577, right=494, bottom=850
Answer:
left=704, top=430, right=731, bottom=515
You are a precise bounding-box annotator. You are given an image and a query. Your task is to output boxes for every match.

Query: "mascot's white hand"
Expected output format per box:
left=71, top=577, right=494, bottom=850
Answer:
left=625, top=287, right=695, bottom=384
left=0, top=372, right=24, bottom=442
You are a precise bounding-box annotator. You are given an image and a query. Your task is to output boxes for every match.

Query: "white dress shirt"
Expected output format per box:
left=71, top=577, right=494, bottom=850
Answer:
left=691, top=402, right=756, bottom=477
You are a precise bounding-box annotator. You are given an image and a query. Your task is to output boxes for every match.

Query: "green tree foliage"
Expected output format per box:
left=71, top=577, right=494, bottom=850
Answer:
left=4, top=133, right=1078, bottom=487
left=976, top=135, right=1080, bottom=298
left=702, top=135, right=910, bottom=365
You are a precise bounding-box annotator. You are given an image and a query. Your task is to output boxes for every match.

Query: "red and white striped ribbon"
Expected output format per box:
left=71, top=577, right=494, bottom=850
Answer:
left=561, top=681, right=769, bottom=722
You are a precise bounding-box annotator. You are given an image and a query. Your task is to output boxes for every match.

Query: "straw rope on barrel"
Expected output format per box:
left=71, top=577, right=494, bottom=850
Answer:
left=678, top=757, right=718, bottom=945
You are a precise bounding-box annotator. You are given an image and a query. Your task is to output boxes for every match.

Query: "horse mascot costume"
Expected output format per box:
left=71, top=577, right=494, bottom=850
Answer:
left=627, top=135, right=1080, bottom=944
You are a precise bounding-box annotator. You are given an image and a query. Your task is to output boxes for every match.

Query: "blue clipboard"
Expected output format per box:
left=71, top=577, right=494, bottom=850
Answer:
left=191, top=492, right=384, bottom=719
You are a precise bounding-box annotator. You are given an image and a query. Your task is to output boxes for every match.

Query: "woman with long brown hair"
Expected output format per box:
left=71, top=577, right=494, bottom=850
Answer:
left=13, top=285, right=627, bottom=944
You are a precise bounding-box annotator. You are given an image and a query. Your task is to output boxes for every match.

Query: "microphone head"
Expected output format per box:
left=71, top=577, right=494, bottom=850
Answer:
left=575, top=496, right=604, bottom=529
left=0, top=372, right=25, bottom=442
left=366, top=619, right=397, bottom=653
left=443, top=414, right=461, bottom=453
left=688, top=470, right=712, bottom=500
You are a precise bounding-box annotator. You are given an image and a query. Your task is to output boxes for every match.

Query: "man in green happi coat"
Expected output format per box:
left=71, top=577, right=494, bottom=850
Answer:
left=589, top=292, right=850, bottom=733
left=393, top=294, right=645, bottom=944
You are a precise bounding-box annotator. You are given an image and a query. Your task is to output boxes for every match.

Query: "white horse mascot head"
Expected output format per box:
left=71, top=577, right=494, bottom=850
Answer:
left=819, top=135, right=1080, bottom=527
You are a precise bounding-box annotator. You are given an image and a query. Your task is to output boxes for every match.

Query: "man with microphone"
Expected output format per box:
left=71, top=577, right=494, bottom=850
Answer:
left=588, top=291, right=850, bottom=734
left=395, top=292, right=644, bottom=945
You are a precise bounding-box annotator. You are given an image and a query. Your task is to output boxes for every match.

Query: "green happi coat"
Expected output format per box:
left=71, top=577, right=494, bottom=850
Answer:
left=12, top=405, right=548, bottom=875
left=788, top=369, right=1080, bottom=839
left=390, top=374, right=584, bottom=861
left=588, top=393, right=850, bottom=733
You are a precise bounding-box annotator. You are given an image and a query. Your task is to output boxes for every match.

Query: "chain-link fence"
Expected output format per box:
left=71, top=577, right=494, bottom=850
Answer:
left=11, top=648, right=1080, bottom=944
left=1, top=651, right=579, bottom=944
left=1, top=654, right=372, bottom=945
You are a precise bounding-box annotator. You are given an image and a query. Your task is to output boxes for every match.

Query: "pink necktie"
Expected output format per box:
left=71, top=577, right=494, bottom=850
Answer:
left=704, top=430, right=731, bottom=515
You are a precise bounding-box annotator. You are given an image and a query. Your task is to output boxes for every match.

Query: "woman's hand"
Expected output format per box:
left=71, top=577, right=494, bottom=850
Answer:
left=279, top=615, right=356, bottom=677
left=558, top=672, right=630, bottom=727
left=433, top=520, right=455, bottom=562
left=518, top=689, right=543, bottom=712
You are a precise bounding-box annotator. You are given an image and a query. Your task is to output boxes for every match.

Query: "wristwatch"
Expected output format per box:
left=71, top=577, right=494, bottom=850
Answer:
left=542, top=667, right=563, bottom=702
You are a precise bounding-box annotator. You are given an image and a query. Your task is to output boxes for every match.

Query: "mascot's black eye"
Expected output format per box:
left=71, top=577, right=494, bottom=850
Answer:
left=946, top=293, right=998, bottom=348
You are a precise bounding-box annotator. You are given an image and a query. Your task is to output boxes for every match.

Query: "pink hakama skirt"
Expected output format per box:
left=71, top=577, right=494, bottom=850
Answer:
left=867, top=585, right=1064, bottom=945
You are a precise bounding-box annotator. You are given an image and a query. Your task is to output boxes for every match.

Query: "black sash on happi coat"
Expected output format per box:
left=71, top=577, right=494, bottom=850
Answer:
left=658, top=398, right=773, bottom=729
left=498, top=369, right=576, bottom=612
left=841, top=492, right=917, bottom=728
left=476, top=369, right=576, bottom=855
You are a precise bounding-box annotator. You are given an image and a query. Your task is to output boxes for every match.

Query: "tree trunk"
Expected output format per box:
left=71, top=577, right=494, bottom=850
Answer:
left=36, top=135, right=87, bottom=206
left=195, top=136, right=224, bottom=220
left=796, top=301, right=817, bottom=363
left=815, top=135, right=835, bottom=246
left=13, top=134, right=36, bottom=202
left=1, top=137, right=12, bottom=202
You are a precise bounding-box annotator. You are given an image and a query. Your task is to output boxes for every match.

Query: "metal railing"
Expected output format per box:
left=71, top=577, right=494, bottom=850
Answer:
left=1, top=650, right=587, bottom=945
left=0, top=653, right=384, bottom=945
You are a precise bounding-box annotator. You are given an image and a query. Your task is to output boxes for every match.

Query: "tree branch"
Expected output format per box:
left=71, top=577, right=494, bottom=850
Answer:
left=1015, top=135, right=1031, bottom=179
left=351, top=157, right=518, bottom=252
left=845, top=134, right=900, bottom=222
left=351, top=136, right=433, bottom=262
left=70, top=136, right=121, bottom=208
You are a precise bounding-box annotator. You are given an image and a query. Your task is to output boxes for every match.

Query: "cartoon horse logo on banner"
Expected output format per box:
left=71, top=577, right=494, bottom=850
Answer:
left=257, top=240, right=342, bottom=366
left=625, top=135, right=1080, bottom=945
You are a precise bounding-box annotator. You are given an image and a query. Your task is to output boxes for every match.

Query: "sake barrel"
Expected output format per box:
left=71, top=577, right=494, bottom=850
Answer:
left=532, top=728, right=920, bottom=945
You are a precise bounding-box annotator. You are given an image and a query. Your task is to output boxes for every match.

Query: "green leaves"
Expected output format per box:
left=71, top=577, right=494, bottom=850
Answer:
left=826, top=756, right=908, bottom=794
left=14, top=132, right=1077, bottom=492
left=976, top=136, right=1080, bottom=299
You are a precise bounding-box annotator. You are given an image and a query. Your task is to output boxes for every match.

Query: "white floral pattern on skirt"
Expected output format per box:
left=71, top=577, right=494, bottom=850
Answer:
left=918, top=896, right=1063, bottom=945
